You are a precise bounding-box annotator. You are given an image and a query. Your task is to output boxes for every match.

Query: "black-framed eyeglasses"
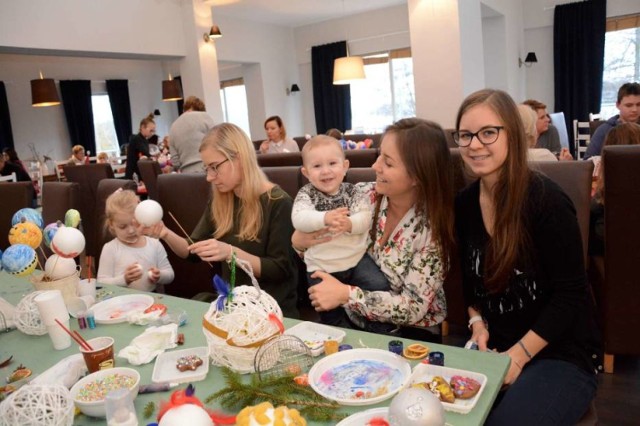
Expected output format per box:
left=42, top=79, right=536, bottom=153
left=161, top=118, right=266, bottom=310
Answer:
left=453, top=126, right=504, bottom=147
left=202, top=158, right=229, bottom=177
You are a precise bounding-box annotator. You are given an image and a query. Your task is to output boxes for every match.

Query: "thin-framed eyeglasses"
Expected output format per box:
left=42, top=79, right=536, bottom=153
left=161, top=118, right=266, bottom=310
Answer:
left=203, top=158, right=230, bottom=177
left=453, top=126, right=504, bottom=147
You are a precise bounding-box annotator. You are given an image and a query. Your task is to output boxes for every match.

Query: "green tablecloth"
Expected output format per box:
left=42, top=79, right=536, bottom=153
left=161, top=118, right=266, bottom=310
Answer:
left=0, top=272, right=508, bottom=425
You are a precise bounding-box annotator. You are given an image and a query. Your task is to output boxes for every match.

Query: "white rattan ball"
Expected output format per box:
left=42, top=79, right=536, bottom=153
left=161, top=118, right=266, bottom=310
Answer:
left=0, top=384, right=74, bottom=426
left=13, top=291, right=48, bottom=335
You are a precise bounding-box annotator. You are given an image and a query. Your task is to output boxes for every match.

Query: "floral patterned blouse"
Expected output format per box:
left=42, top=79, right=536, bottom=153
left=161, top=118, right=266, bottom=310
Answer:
left=343, top=183, right=447, bottom=328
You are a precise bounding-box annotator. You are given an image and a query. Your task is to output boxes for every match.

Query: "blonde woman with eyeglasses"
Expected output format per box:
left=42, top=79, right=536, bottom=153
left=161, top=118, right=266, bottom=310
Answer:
left=145, top=123, right=299, bottom=318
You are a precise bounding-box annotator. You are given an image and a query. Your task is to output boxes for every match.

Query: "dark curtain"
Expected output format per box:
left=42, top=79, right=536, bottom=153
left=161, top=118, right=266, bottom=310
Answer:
left=106, top=79, right=132, bottom=147
left=554, top=0, right=606, bottom=155
left=60, top=80, right=96, bottom=155
left=175, top=76, right=184, bottom=115
left=311, top=41, right=352, bottom=134
left=0, top=82, right=14, bottom=150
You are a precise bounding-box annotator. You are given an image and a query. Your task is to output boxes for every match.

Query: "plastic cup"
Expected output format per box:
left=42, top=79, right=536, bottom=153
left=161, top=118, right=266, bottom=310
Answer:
left=66, top=295, right=96, bottom=318
left=34, top=290, right=69, bottom=326
left=80, top=336, right=115, bottom=373
left=46, top=319, right=72, bottom=350
left=78, top=278, right=97, bottom=299
left=105, top=388, right=138, bottom=426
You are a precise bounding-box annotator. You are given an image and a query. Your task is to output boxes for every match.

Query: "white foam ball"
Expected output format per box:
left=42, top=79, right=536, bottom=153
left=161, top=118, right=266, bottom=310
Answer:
left=135, top=200, right=163, bottom=226
left=51, top=227, right=86, bottom=259
left=159, top=404, right=214, bottom=426
left=45, top=254, right=78, bottom=280
left=388, top=388, right=445, bottom=426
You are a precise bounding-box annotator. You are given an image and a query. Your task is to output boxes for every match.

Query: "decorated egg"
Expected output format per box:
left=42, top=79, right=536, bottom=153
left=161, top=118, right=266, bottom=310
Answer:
left=1, top=244, right=37, bottom=276
left=43, top=222, right=61, bottom=248
left=51, top=227, right=85, bottom=258
left=11, top=208, right=44, bottom=229
left=388, top=387, right=445, bottom=426
left=134, top=199, right=163, bottom=227
left=64, top=209, right=81, bottom=228
left=45, top=254, right=78, bottom=280
left=8, top=221, right=43, bottom=249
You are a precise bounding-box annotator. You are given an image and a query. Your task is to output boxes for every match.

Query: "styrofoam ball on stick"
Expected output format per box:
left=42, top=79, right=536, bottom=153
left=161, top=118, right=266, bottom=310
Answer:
left=64, top=209, right=81, bottom=228
left=1, top=244, right=37, bottom=276
left=51, top=227, right=85, bottom=258
left=11, top=208, right=44, bottom=229
left=8, top=222, right=43, bottom=249
left=43, top=222, right=61, bottom=248
left=45, top=254, right=78, bottom=280
left=134, top=199, right=163, bottom=226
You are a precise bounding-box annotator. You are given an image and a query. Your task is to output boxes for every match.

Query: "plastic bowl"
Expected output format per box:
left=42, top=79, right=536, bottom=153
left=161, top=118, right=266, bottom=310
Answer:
left=69, top=367, right=140, bottom=417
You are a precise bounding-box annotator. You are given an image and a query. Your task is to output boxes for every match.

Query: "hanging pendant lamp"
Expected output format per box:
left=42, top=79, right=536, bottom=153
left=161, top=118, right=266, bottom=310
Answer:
left=333, top=54, right=365, bottom=85
left=31, top=71, right=60, bottom=107
left=162, top=74, right=183, bottom=101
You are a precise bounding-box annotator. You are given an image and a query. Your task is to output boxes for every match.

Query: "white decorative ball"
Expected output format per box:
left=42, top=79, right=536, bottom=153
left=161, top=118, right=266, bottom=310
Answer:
left=0, top=384, right=74, bottom=426
left=159, top=404, right=214, bottom=426
left=14, top=291, right=48, bottom=335
left=134, top=200, right=163, bottom=227
left=51, top=227, right=85, bottom=259
left=388, top=387, right=445, bottom=426
left=44, top=255, right=78, bottom=280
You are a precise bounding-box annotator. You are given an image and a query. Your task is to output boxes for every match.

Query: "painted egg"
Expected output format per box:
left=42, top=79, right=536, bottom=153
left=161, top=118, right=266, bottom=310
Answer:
left=64, top=209, right=81, bottom=228
left=1, top=244, right=37, bottom=276
left=8, top=222, right=43, bottom=249
left=43, top=222, right=61, bottom=248
left=159, top=404, right=214, bottom=426
left=134, top=199, right=163, bottom=226
left=44, top=254, right=78, bottom=280
left=51, top=227, right=85, bottom=258
left=11, top=208, right=44, bottom=229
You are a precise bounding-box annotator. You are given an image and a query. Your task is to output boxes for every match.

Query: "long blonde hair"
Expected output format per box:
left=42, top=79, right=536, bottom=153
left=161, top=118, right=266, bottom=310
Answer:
left=200, top=123, right=269, bottom=241
left=104, top=189, right=139, bottom=236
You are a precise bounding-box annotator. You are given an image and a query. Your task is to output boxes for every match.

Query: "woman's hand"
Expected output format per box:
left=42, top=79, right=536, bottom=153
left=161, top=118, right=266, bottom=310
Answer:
left=140, top=221, right=168, bottom=240
left=471, top=325, right=490, bottom=351
left=308, top=271, right=350, bottom=311
left=124, top=263, right=143, bottom=285
left=503, top=347, right=526, bottom=386
left=292, top=228, right=333, bottom=252
left=259, top=140, right=270, bottom=153
left=188, top=239, right=231, bottom=262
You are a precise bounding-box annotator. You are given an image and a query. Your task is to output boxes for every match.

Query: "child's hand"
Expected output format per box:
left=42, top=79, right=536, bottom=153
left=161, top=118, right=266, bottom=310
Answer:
left=124, top=263, right=143, bottom=285
left=329, top=215, right=352, bottom=235
left=148, top=267, right=160, bottom=283
left=324, top=207, right=349, bottom=227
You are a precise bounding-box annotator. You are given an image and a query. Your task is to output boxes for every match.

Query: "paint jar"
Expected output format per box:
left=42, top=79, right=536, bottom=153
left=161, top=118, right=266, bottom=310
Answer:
left=388, top=340, right=403, bottom=355
left=324, top=340, right=338, bottom=355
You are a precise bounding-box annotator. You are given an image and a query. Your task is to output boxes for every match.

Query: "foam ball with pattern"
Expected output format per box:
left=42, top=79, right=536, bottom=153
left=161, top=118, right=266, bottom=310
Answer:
left=8, top=222, right=43, bottom=249
left=1, top=244, right=37, bottom=276
left=11, top=208, right=44, bottom=229
left=51, top=227, right=85, bottom=258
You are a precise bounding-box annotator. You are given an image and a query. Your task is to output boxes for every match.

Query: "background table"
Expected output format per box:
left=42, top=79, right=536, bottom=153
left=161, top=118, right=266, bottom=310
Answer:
left=0, top=272, right=508, bottom=425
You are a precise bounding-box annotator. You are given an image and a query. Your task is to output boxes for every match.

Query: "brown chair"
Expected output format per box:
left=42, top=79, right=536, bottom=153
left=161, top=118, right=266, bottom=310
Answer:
left=138, top=159, right=162, bottom=201
left=257, top=152, right=303, bottom=167
left=157, top=173, right=219, bottom=299
left=0, top=182, right=34, bottom=251
left=345, top=149, right=378, bottom=167
left=262, top=166, right=304, bottom=199
left=41, top=182, right=80, bottom=226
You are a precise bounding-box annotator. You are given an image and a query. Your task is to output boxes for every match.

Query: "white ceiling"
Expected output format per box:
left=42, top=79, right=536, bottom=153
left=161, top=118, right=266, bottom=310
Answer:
left=205, top=0, right=407, bottom=27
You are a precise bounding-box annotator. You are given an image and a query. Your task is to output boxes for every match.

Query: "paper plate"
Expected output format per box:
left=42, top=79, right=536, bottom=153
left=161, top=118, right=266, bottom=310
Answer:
left=152, top=346, right=210, bottom=384
left=89, top=294, right=154, bottom=324
left=308, top=348, right=411, bottom=406
left=336, top=407, right=389, bottom=426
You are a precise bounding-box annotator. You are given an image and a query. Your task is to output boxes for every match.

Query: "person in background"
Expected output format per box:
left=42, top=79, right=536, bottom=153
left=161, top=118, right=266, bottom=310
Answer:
left=125, top=114, right=155, bottom=180
left=454, top=89, right=600, bottom=424
left=2, top=148, right=28, bottom=174
left=0, top=153, right=31, bottom=182
left=144, top=123, right=300, bottom=318
left=98, top=189, right=174, bottom=292
left=158, top=136, right=173, bottom=173
left=169, top=96, right=214, bottom=173
left=68, top=145, right=86, bottom=165
left=517, top=104, right=557, bottom=162
left=325, top=128, right=343, bottom=140
left=259, top=116, right=299, bottom=154
left=96, top=152, right=109, bottom=164
left=294, top=118, right=455, bottom=342
left=523, top=99, right=572, bottom=160
left=584, top=82, right=640, bottom=160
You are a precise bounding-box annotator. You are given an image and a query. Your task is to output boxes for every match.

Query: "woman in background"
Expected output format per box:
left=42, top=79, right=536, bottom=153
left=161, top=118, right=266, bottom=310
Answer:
left=259, top=116, right=299, bottom=154
left=125, top=114, right=155, bottom=179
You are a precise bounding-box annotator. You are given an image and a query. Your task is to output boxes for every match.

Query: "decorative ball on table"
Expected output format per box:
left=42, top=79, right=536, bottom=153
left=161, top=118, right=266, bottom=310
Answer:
left=157, top=384, right=235, bottom=426
left=134, top=199, right=163, bottom=227
left=13, top=291, right=49, bottom=335
left=8, top=222, right=43, bottom=249
left=51, top=227, right=85, bottom=259
left=43, top=222, right=61, bottom=249
left=63, top=209, right=81, bottom=228
left=236, top=402, right=306, bottom=426
left=44, top=254, right=78, bottom=280
left=1, top=244, right=37, bottom=276
left=388, top=387, right=445, bottom=426
left=0, top=384, right=74, bottom=426
left=11, top=208, right=44, bottom=229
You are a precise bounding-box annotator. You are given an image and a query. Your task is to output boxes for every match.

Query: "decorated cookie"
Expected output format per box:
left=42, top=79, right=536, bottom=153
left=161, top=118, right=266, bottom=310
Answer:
left=176, top=355, right=203, bottom=372
left=450, top=375, right=481, bottom=399
left=428, top=376, right=455, bottom=403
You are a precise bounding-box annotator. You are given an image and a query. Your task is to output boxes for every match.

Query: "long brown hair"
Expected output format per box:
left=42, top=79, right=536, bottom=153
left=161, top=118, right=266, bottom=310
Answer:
left=594, top=122, right=640, bottom=204
left=383, top=118, right=455, bottom=270
left=456, top=89, right=531, bottom=293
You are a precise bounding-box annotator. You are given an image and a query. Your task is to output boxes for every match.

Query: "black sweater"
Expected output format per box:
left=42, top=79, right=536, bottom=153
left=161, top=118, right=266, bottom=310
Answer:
left=455, top=174, right=601, bottom=374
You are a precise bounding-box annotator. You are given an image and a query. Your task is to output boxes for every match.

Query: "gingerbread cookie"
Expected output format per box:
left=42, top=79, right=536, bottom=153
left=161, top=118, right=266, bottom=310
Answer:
left=449, top=375, right=481, bottom=399
left=176, top=355, right=203, bottom=372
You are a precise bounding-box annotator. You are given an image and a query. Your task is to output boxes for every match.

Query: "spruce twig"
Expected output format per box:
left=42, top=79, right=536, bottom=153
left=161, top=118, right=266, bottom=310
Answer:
left=143, top=401, right=156, bottom=419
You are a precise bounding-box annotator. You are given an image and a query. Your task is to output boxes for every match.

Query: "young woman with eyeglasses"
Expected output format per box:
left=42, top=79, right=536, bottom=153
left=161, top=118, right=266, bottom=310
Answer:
left=145, top=123, right=299, bottom=318
left=454, top=89, right=601, bottom=424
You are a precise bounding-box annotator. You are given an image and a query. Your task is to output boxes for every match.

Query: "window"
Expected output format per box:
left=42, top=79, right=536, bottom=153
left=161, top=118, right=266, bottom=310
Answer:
left=220, top=78, right=251, bottom=139
left=91, top=95, right=119, bottom=157
left=600, top=14, right=640, bottom=118
left=350, top=48, right=416, bottom=133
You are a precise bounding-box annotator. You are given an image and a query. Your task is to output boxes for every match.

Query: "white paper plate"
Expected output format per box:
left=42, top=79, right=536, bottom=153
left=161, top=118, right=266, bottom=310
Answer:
left=409, top=363, right=488, bottom=414
left=89, top=294, right=154, bottom=324
left=152, top=347, right=210, bottom=384
left=285, top=321, right=346, bottom=356
left=309, top=348, right=411, bottom=406
left=336, top=407, right=389, bottom=426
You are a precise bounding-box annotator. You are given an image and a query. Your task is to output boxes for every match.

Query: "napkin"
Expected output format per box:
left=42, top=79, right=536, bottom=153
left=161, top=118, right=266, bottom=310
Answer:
left=117, top=323, right=178, bottom=365
left=126, top=308, right=164, bottom=325
left=31, top=353, right=87, bottom=388
left=0, top=297, right=16, bottom=330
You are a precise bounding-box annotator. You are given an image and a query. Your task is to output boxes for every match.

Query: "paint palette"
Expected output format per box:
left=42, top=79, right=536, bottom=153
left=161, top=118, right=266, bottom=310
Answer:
left=284, top=321, right=346, bottom=356
left=308, top=348, right=411, bottom=406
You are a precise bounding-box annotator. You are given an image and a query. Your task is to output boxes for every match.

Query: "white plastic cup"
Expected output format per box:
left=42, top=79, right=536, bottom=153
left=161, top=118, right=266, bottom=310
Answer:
left=105, top=388, right=138, bottom=426
left=34, top=290, right=69, bottom=326
left=78, top=278, right=97, bottom=299
left=46, top=319, right=72, bottom=350
left=67, top=295, right=96, bottom=318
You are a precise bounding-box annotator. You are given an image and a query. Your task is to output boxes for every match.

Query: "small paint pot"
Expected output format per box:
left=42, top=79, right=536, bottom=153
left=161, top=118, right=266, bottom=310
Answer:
left=338, top=344, right=352, bottom=351
left=324, top=340, right=339, bottom=355
left=428, top=351, right=445, bottom=366
left=388, top=340, right=403, bottom=355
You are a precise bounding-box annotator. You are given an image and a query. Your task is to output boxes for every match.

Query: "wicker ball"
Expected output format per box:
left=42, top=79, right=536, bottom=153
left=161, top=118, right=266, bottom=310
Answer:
left=0, top=384, right=74, bottom=426
left=14, top=291, right=48, bottom=335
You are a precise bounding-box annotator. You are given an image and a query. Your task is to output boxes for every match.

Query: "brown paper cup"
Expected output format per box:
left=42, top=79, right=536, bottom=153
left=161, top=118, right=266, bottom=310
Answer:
left=80, top=336, right=115, bottom=373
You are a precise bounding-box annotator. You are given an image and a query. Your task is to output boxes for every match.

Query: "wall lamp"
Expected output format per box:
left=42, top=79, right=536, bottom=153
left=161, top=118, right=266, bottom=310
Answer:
left=31, top=71, right=61, bottom=107
left=203, top=25, right=222, bottom=42
left=162, top=74, right=182, bottom=101
left=286, top=84, right=300, bottom=96
left=519, top=52, right=538, bottom=68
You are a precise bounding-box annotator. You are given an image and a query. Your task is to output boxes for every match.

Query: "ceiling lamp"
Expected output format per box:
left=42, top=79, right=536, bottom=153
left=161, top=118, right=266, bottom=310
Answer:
left=162, top=74, right=182, bottom=101
left=31, top=71, right=60, bottom=107
left=333, top=55, right=365, bottom=85
left=203, top=25, right=222, bottom=42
